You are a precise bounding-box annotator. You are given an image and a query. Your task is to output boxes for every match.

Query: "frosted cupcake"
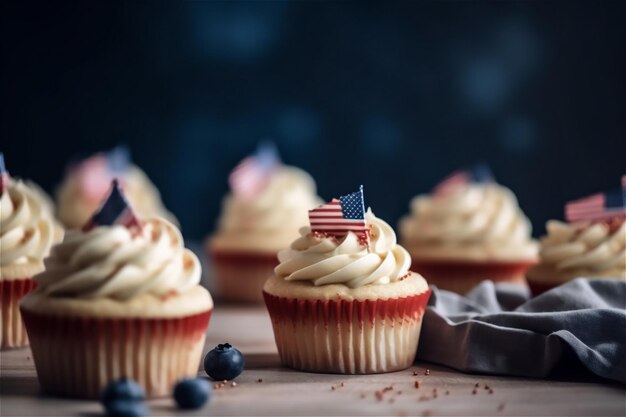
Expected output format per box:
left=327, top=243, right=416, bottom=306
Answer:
left=56, top=146, right=176, bottom=229
left=264, top=186, right=430, bottom=374
left=399, top=166, right=538, bottom=294
left=527, top=185, right=626, bottom=295
left=21, top=181, right=212, bottom=398
left=208, top=144, right=322, bottom=303
left=1, top=153, right=63, bottom=349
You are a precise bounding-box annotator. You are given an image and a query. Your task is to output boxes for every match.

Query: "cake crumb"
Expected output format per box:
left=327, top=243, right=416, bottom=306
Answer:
left=498, top=403, right=506, bottom=411
left=222, top=380, right=228, bottom=384
left=331, top=385, right=336, bottom=391
left=472, top=389, right=477, bottom=395
left=375, top=391, right=384, bottom=401
left=231, top=382, right=237, bottom=388
left=340, top=382, right=345, bottom=387
left=414, top=380, right=420, bottom=388
left=474, top=383, right=479, bottom=388
left=413, top=370, right=418, bottom=376
left=425, top=369, right=430, bottom=376
left=445, top=390, right=450, bottom=396
left=257, top=378, right=263, bottom=383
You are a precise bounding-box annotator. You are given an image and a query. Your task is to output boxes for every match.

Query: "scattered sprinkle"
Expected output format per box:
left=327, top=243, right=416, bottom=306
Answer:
left=340, top=382, right=345, bottom=387
left=413, top=371, right=418, bottom=376
left=485, top=385, right=490, bottom=390
left=414, top=381, right=420, bottom=388
left=425, top=369, right=430, bottom=376
left=257, top=378, right=263, bottom=383
left=231, top=382, right=237, bottom=388
left=474, top=383, right=480, bottom=388
left=222, top=380, right=228, bottom=384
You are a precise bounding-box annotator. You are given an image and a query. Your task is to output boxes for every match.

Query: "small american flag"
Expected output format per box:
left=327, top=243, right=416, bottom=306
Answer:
left=78, top=146, right=130, bottom=202
left=565, top=188, right=626, bottom=224
left=434, top=163, right=494, bottom=196
left=309, top=185, right=369, bottom=243
left=0, top=153, right=9, bottom=195
left=229, top=142, right=279, bottom=199
left=83, top=179, right=142, bottom=232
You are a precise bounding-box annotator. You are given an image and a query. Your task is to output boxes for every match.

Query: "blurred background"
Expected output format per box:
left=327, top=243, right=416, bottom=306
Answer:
left=2, top=1, right=625, bottom=239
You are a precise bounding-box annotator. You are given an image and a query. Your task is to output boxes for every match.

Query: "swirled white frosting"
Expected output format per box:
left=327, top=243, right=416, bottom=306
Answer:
left=533, top=220, right=626, bottom=278
left=1, top=180, right=61, bottom=269
left=211, top=166, right=322, bottom=253
left=275, top=210, right=411, bottom=288
left=399, top=183, right=537, bottom=261
left=35, top=218, right=200, bottom=300
left=56, top=164, right=176, bottom=229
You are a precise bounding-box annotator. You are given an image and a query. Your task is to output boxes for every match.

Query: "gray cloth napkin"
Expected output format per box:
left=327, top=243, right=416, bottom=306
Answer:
left=416, top=278, right=626, bottom=383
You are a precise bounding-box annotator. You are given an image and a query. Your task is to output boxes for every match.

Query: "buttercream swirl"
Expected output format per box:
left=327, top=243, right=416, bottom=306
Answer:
left=211, top=166, right=322, bottom=252
left=56, top=165, right=177, bottom=229
left=399, top=183, right=537, bottom=260
left=535, top=220, right=626, bottom=277
left=35, top=218, right=200, bottom=300
left=275, top=210, right=411, bottom=288
left=1, top=179, right=61, bottom=269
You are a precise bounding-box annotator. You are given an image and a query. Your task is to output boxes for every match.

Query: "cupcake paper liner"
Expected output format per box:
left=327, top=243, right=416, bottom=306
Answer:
left=263, top=290, right=431, bottom=374
left=20, top=309, right=212, bottom=398
left=1, top=278, right=36, bottom=349
left=211, top=249, right=278, bottom=303
left=411, top=259, right=535, bottom=294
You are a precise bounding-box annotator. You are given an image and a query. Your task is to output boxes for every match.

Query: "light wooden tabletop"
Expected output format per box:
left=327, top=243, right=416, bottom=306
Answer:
left=1, top=305, right=624, bottom=417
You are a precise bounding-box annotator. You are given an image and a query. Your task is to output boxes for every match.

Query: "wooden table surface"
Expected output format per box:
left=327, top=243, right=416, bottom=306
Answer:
left=1, top=305, right=624, bottom=417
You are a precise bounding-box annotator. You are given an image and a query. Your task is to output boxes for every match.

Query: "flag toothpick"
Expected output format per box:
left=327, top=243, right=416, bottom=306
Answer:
left=309, top=185, right=369, bottom=246
left=82, top=179, right=142, bottom=232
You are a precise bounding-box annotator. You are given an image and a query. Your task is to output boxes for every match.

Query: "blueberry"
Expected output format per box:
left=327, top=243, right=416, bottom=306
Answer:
left=203, top=343, right=245, bottom=381
left=104, top=400, right=149, bottom=417
left=100, top=378, right=145, bottom=406
left=173, top=378, right=212, bottom=410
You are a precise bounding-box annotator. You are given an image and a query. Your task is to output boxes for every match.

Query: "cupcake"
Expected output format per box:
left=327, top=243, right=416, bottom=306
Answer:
left=56, top=146, right=176, bottom=229
left=399, top=165, right=538, bottom=294
left=21, top=180, right=213, bottom=398
left=527, top=186, right=626, bottom=295
left=263, top=186, right=431, bottom=374
left=1, top=153, right=63, bottom=349
left=207, top=144, right=322, bottom=303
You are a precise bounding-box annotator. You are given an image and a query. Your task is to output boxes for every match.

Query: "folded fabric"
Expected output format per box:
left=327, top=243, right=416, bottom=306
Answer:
left=416, top=278, right=626, bottom=383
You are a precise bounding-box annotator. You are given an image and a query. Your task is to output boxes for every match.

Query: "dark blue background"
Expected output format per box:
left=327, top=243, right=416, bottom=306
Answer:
left=2, top=1, right=625, bottom=239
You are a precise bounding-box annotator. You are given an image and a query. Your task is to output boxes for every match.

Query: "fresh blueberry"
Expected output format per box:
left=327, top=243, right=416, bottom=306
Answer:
left=203, top=343, right=245, bottom=381
left=173, top=378, right=212, bottom=410
left=100, top=377, right=145, bottom=406
left=104, top=400, right=149, bottom=417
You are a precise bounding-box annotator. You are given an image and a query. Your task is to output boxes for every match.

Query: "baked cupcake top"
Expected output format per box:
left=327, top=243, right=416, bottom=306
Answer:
left=269, top=186, right=428, bottom=300
left=0, top=154, right=63, bottom=279
left=211, top=145, right=322, bottom=253
left=56, top=147, right=176, bottom=229
left=30, top=181, right=211, bottom=317
left=527, top=220, right=626, bottom=283
left=399, top=166, right=537, bottom=262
